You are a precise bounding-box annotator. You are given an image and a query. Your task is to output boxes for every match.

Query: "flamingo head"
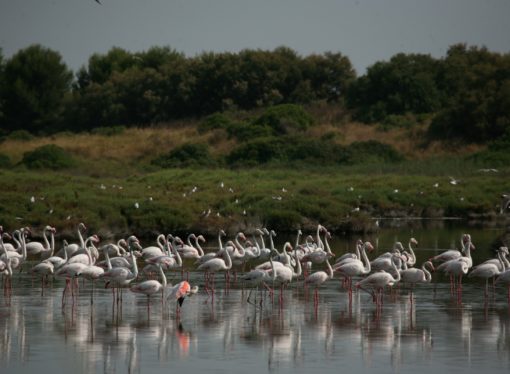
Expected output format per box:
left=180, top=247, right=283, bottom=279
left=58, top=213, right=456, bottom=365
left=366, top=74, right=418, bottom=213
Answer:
left=239, top=232, right=247, bottom=241
left=364, top=242, right=375, bottom=252
left=410, top=237, right=418, bottom=246
left=198, top=235, right=206, bottom=243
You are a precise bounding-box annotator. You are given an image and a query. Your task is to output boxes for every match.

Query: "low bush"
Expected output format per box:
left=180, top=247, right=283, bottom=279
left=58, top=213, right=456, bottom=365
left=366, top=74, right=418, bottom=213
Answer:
left=252, top=104, right=314, bottom=135
left=152, top=143, right=217, bottom=168
left=0, top=153, right=11, bottom=168
left=21, top=144, right=75, bottom=170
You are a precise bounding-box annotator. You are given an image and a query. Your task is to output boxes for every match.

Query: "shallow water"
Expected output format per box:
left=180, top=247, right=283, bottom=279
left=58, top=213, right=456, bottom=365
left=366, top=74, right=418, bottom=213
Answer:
left=2, top=223, right=510, bottom=374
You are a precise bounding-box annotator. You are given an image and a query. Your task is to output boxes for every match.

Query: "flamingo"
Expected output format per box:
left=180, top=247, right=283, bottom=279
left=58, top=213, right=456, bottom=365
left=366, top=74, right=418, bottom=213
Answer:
left=356, top=254, right=402, bottom=306
left=305, top=256, right=334, bottom=307
left=402, top=237, right=418, bottom=267
left=167, top=281, right=199, bottom=316
left=436, top=234, right=475, bottom=293
left=141, top=234, right=167, bottom=259
left=102, top=243, right=140, bottom=289
left=194, top=230, right=226, bottom=266
left=495, top=266, right=510, bottom=304
left=24, top=225, right=56, bottom=258
left=241, top=248, right=278, bottom=305
left=143, top=235, right=183, bottom=276
left=468, top=247, right=507, bottom=299
left=370, top=242, right=404, bottom=272
left=130, top=263, right=167, bottom=309
left=55, top=261, right=88, bottom=306
left=266, top=242, right=301, bottom=304
left=197, top=240, right=232, bottom=298
left=67, top=234, right=100, bottom=265
left=0, top=231, right=14, bottom=297
left=44, top=240, right=69, bottom=270
left=55, top=222, right=87, bottom=257
left=399, top=260, right=434, bottom=301
left=30, top=260, right=55, bottom=292
left=333, top=240, right=373, bottom=297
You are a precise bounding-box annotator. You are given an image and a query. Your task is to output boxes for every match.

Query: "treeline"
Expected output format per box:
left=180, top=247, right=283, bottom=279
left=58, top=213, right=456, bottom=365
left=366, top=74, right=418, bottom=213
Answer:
left=0, top=43, right=509, bottom=143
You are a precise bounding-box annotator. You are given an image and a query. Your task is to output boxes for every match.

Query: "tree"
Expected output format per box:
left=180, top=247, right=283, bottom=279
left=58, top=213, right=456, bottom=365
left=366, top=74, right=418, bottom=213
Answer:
left=1, top=45, right=73, bottom=134
left=347, top=53, right=441, bottom=122
left=429, top=45, right=510, bottom=142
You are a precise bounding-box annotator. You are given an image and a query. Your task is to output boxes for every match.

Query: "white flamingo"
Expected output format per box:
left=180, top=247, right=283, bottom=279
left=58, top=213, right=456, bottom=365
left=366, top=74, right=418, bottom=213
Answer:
left=55, top=222, right=87, bottom=257
left=197, top=240, right=232, bottom=297
left=399, top=260, right=434, bottom=301
left=130, top=263, right=167, bottom=307
left=356, top=254, right=402, bottom=306
left=333, top=240, right=373, bottom=295
left=305, top=256, right=334, bottom=306
left=468, top=247, right=507, bottom=298
left=24, top=225, right=56, bottom=259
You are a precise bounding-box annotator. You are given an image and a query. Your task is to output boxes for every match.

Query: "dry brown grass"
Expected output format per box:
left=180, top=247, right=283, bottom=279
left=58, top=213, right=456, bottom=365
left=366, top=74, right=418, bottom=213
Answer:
left=0, top=125, right=236, bottom=163
left=0, top=116, right=485, bottom=164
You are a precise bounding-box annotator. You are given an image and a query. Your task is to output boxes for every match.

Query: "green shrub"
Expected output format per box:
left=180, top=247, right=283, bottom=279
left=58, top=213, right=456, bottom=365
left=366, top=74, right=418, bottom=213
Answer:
left=0, top=153, right=11, bottom=168
left=226, top=136, right=352, bottom=167
left=198, top=112, right=235, bottom=133
left=379, top=114, right=415, bottom=131
left=152, top=143, right=217, bottom=168
left=226, top=123, right=274, bottom=141
left=21, top=144, right=75, bottom=169
left=7, top=130, right=34, bottom=141
left=226, top=137, right=287, bottom=167
left=252, top=104, right=313, bottom=135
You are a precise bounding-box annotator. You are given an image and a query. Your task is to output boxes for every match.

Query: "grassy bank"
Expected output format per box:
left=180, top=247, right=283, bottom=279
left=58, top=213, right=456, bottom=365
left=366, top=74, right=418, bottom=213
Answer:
left=0, top=164, right=508, bottom=238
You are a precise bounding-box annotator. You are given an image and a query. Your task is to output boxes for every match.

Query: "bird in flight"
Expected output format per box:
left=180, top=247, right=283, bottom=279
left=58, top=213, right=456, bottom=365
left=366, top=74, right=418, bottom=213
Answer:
left=95, top=0, right=101, bottom=4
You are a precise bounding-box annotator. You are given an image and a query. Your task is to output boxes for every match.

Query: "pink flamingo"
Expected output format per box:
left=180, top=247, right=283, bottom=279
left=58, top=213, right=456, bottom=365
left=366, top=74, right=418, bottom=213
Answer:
left=167, top=280, right=199, bottom=317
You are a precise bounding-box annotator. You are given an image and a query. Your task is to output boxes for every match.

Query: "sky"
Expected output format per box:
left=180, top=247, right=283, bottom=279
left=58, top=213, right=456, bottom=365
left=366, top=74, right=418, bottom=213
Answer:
left=1, top=0, right=510, bottom=75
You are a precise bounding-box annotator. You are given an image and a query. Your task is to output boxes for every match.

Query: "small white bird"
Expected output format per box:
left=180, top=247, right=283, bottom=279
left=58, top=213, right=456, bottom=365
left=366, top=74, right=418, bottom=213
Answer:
left=134, top=202, right=140, bottom=209
left=30, top=196, right=35, bottom=203
left=449, top=176, right=460, bottom=185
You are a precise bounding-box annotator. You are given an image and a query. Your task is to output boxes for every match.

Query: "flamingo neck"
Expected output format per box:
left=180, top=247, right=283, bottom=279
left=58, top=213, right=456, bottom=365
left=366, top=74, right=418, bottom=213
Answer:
left=326, top=258, right=333, bottom=279
left=195, top=237, right=205, bottom=257
left=159, top=265, right=167, bottom=288
left=105, top=249, right=113, bottom=270
left=171, top=238, right=183, bottom=267
left=294, top=231, right=302, bottom=252
left=131, top=251, right=138, bottom=278
left=361, top=244, right=371, bottom=274
left=407, top=240, right=416, bottom=265
left=391, top=258, right=401, bottom=282
left=316, top=225, right=324, bottom=249
left=43, top=227, right=51, bottom=251
left=259, top=233, right=266, bottom=250
left=223, top=247, right=232, bottom=270
left=78, top=225, right=86, bottom=248
left=292, top=244, right=302, bottom=277
left=422, top=262, right=433, bottom=282
left=20, top=231, right=27, bottom=260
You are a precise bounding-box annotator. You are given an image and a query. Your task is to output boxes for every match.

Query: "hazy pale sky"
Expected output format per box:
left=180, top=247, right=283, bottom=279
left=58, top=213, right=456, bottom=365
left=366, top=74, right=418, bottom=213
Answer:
left=1, top=0, right=509, bottom=75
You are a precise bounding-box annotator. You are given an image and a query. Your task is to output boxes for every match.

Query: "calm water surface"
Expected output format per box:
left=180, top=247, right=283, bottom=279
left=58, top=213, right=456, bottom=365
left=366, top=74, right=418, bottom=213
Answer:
left=2, top=223, right=510, bottom=374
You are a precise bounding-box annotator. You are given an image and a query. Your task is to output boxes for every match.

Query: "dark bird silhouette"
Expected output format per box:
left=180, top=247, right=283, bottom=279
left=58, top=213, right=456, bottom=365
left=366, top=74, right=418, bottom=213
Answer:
left=95, top=0, right=101, bottom=4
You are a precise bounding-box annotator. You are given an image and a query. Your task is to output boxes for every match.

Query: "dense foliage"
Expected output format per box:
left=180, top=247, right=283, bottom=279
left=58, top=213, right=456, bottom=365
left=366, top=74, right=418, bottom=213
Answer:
left=21, top=144, right=75, bottom=170
left=0, top=43, right=509, bottom=146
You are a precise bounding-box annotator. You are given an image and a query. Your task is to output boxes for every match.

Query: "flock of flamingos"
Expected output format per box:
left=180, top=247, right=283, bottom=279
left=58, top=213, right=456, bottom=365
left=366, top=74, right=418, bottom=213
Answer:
left=1, top=223, right=510, bottom=312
